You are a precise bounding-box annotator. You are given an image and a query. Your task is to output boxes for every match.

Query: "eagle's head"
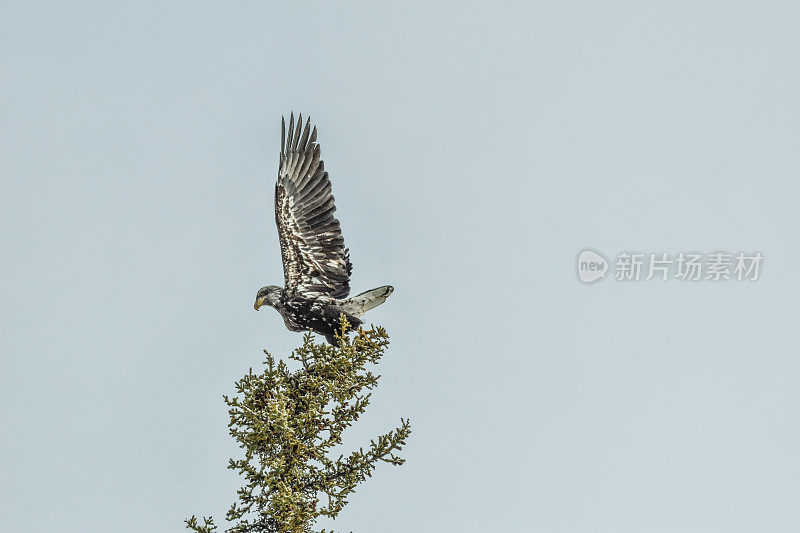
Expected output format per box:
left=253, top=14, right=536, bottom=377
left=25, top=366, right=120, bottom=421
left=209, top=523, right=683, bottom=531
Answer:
left=254, top=285, right=283, bottom=311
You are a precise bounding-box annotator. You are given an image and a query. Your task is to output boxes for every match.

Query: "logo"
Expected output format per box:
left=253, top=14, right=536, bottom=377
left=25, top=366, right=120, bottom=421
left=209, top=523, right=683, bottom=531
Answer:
left=577, top=249, right=609, bottom=283
left=576, top=249, right=763, bottom=284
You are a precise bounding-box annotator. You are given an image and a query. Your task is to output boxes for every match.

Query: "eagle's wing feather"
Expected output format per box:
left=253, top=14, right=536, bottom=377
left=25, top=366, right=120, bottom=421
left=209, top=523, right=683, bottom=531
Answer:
left=275, top=114, right=352, bottom=299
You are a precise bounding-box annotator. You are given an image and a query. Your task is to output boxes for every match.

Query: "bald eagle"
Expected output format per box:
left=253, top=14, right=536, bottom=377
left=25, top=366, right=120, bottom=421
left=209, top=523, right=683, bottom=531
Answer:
left=254, top=114, right=393, bottom=345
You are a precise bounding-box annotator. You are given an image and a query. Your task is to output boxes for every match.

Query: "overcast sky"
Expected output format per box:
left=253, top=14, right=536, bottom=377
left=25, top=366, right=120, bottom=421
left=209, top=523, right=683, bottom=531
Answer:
left=2, top=2, right=799, bottom=532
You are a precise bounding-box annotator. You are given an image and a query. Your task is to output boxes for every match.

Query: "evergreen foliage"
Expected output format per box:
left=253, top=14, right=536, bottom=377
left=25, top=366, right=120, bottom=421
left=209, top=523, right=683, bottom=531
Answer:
left=187, top=319, right=411, bottom=533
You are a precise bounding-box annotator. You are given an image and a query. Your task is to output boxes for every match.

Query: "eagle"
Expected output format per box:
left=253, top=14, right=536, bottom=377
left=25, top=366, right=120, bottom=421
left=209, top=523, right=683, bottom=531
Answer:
left=253, top=113, right=393, bottom=345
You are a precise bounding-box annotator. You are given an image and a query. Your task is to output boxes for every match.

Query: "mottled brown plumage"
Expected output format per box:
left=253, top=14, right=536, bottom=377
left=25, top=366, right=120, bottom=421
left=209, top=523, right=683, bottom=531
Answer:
left=255, top=114, right=392, bottom=344
left=275, top=113, right=352, bottom=299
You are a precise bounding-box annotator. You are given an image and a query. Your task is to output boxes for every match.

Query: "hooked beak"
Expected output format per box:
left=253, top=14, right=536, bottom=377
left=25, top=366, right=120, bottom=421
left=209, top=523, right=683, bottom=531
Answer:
left=254, top=298, right=264, bottom=311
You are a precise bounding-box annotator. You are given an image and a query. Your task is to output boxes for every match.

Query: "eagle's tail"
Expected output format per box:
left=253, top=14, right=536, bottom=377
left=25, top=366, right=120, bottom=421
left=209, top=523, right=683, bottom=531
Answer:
left=341, top=285, right=394, bottom=318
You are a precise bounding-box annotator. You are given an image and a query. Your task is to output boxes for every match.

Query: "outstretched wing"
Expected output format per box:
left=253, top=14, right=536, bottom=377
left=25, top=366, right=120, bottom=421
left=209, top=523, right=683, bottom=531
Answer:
left=274, top=113, right=352, bottom=299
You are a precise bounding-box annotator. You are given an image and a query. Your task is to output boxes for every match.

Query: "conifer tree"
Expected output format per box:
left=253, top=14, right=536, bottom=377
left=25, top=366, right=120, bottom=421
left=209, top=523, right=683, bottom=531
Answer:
left=187, top=319, right=411, bottom=533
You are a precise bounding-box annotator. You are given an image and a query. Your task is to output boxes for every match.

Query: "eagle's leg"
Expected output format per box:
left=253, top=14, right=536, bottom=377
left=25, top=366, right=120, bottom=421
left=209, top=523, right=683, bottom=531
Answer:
left=322, top=307, right=362, bottom=347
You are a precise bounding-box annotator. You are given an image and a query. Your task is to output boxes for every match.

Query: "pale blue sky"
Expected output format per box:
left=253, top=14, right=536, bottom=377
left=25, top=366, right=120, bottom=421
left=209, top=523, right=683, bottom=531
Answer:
left=1, top=2, right=799, bottom=532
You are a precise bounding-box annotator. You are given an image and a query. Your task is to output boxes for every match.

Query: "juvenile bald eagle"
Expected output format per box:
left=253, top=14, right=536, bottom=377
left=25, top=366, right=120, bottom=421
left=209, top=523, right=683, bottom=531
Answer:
left=254, top=114, right=393, bottom=345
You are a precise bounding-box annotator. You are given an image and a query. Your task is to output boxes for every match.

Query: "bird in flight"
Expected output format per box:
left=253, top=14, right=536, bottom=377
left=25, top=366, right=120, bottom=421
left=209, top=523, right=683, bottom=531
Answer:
left=254, top=114, right=393, bottom=345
